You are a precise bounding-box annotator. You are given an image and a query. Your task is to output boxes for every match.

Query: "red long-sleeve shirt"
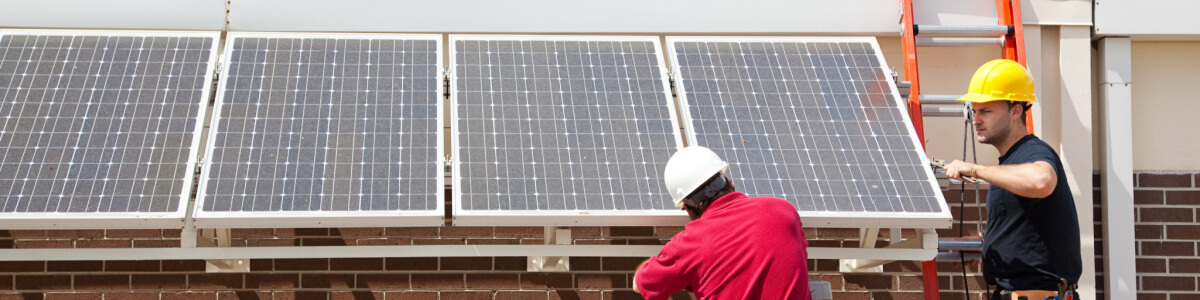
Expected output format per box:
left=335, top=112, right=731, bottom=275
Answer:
left=635, top=192, right=811, bottom=300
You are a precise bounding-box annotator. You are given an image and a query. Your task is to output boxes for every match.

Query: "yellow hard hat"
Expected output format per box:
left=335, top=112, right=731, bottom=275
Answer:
left=957, top=59, right=1036, bottom=103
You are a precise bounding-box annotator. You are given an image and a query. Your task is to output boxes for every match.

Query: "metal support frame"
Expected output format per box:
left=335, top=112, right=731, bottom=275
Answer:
left=1099, top=37, right=1137, bottom=300
left=839, top=228, right=938, bottom=272
left=197, top=228, right=248, bottom=273
left=528, top=226, right=571, bottom=272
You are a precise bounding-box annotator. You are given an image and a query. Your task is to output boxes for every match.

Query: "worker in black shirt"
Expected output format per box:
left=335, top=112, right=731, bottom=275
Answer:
left=943, top=59, right=1082, bottom=300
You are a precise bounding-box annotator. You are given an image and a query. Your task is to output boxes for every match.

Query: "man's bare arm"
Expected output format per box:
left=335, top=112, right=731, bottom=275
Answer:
left=943, top=160, right=1057, bottom=198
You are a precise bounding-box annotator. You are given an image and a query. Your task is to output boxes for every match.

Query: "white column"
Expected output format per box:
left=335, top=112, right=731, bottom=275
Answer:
left=1057, top=25, right=1097, bottom=299
left=1098, top=37, right=1137, bottom=300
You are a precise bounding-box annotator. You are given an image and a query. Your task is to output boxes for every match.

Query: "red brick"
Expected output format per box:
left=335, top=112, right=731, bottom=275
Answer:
left=46, top=230, right=103, bottom=238
left=134, top=240, right=181, bottom=248
left=0, top=275, right=10, bottom=290
left=355, top=274, right=409, bottom=289
left=609, top=227, right=654, bottom=237
left=571, top=227, right=602, bottom=238
left=385, top=227, right=439, bottom=237
left=654, top=226, right=685, bottom=238
left=0, top=240, right=12, bottom=248
left=467, top=238, right=521, bottom=245
left=249, top=259, right=273, bottom=271
left=48, top=261, right=102, bottom=272
left=440, top=226, right=492, bottom=237
left=601, top=257, right=646, bottom=271
left=441, top=292, right=490, bottom=300
left=1172, top=294, right=1200, bottom=300
left=355, top=238, right=411, bottom=246
left=883, top=261, right=923, bottom=272
left=300, top=274, right=353, bottom=289
left=1142, top=241, right=1196, bottom=256
left=1168, top=225, right=1200, bottom=239
left=576, top=274, right=627, bottom=289
left=1141, top=276, right=1195, bottom=290
left=74, top=275, right=130, bottom=290
left=230, top=229, right=273, bottom=237
left=131, top=275, right=186, bottom=290
left=105, top=261, right=160, bottom=272
left=0, top=261, right=44, bottom=272
left=872, top=291, right=925, bottom=300
left=0, top=230, right=46, bottom=238
left=813, top=259, right=841, bottom=272
left=274, top=259, right=328, bottom=271
left=272, top=291, right=327, bottom=300
left=102, top=293, right=159, bottom=300
left=550, top=290, right=603, bottom=300
left=330, top=228, right=384, bottom=237
left=495, top=227, right=543, bottom=237
left=301, top=238, right=354, bottom=246
left=844, top=274, right=894, bottom=290
left=495, top=257, right=527, bottom=271
left=1140, top=207, right=1194, bottom=223
left=163, top=230, right=182, bottom=238
left=246, top=239, right=297, bottom=247
left=16, top=240, right=72, bottom=248
left=162, top=260, right=206, bottom=272
left=188, top=274, right=244, bottom=290
left=1170, top=258, right=1200, bottom=273
left=385, top=258, right=437, bottom=270
left=278, top=228, right=329, bottom=237
left=1167, top=191, right=1200, bottom=205
left=1136, top=293, right=1168, bottom=300
left=1137, top=225, right=1165, bottom=239
left=44, top=293, right=101, bottom=300
left=410, top=274, right=462, bottom=289
left=413, top=238, right=464, bottom=245
left=245, top=274, right=298, bottom=289
left=76, top=239, right=131, bottom=248
left=441, top=257, right=492, bottom=271
left=814, top=228, right=859, bottom=238
left=809, top=274, right=846, bottom=290
left=831, top=291, right=872, bottom=300
left=0, top=294, right=43, bottom=300
left=465, top=274, right=519, bottom=289
left=1136, top=190, right=1166, bottom=205
left=330, top=292, right=381, bottom=300
left=15, top=275, right=71, bottom=290
left=496, top=291, right=548, bottom=300
left=947, top=275, right=987, bottom=290
left=329, top=258, right=382, bottom=271
left=1140, top=174, right=1193, bottom=188
left=897, top=276, right=924, bottom=291
left=1138, top=258, right=1167, bottom=273
left=521, top=273, right=573, bottom=289
left=104, top=230, right=161, bottom=238
left=383, top=292, right=436, bottom=300
left=161, top=293, right=216, bottom=300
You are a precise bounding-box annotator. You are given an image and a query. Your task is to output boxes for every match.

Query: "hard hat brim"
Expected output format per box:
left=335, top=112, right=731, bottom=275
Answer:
left=956, top=93, right=1036, bottom=103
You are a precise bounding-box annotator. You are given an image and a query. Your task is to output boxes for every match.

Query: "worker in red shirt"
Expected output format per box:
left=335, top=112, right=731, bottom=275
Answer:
left=634, top=146, right=811, bottom=300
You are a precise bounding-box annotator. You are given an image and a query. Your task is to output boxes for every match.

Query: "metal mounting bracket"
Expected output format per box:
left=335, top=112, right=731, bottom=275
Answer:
left=528, top=227, right=571, bottom=272
left=839, top=228, right=938, bottom=273
left=197, top=228, right=249, bottom=273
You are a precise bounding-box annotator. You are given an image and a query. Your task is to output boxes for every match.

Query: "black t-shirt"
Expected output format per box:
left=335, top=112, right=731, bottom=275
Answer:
left=982, top=135, right=1082, bottom=291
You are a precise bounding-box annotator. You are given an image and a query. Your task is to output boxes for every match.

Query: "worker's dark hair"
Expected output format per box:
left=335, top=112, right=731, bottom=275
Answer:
left=682, top=173, right=735, bottom=218
left=1005, top=100, right=1030, bottom=124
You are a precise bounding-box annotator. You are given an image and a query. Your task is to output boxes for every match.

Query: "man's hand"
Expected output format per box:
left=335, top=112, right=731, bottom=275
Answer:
left=633, top=259, right=649, bottom=295
left=943, top=160, right=980, bottom=182
left=951, top=235, right=982, bottom=267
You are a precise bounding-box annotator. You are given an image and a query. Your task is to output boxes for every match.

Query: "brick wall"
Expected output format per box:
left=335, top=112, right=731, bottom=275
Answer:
left=1126, top=172, right=1200, bottom=300
left=0, top=185, right=1006, bottom=300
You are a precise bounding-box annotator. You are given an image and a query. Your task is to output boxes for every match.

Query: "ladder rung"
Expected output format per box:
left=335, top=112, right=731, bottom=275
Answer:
left=916, top=37, right=1004, bottom=47
left=922, top=106, right=966, bottom=117
left=918, top=95, right=963, bottom=105
left=914, top=25, right=1012, bottom=37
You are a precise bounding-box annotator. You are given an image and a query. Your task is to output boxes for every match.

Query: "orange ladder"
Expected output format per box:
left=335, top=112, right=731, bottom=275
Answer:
left=898, top=0, right=1031, bottom=299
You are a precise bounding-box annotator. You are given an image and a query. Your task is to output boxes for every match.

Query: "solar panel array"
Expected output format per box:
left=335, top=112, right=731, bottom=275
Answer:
left=196, top=33, right=443, bottom=227
left=451, top=36, right=685, bottom=225
left=0, top=30, right=217, bottom=227
left=668, top=37, right=947, bottom=226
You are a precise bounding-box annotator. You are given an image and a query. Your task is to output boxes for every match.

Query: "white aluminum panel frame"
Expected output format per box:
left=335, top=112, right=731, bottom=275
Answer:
left=0, top=29, right=220, bottom=229
left=665, top=36, right=952, bottom=229
left=194, top=32, right=445, bottom=228
left=449, top=35, right=689, bottom=226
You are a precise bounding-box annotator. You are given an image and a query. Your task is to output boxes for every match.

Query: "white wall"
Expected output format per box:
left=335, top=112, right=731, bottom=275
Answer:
left=1130, top=42, right=1200, bottom=171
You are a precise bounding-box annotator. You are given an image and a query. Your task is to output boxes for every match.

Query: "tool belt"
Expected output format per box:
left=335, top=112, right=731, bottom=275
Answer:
left=994, top=279, right=1078, bottom=300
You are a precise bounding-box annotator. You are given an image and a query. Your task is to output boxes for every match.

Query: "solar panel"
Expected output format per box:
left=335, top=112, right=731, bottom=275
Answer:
left=450, top=35, right=686, bottom=226
left=666, top=37, right=950, bottom=228
left=195, top=33, right=444, bottom=228
left=0, top=30, right=218, bottom=229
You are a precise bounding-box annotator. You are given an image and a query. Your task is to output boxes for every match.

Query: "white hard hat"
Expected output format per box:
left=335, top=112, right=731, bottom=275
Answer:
left=663, top=146, right=729, bottom=208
